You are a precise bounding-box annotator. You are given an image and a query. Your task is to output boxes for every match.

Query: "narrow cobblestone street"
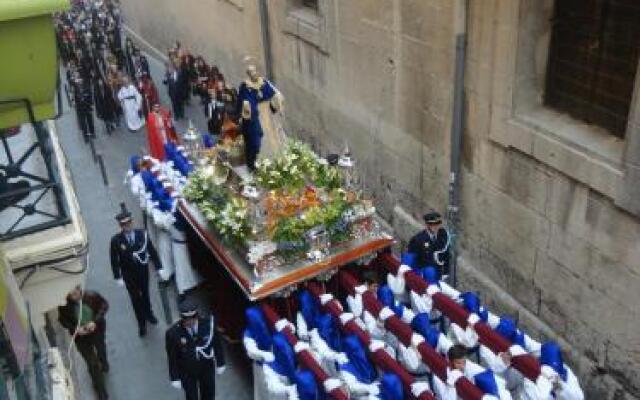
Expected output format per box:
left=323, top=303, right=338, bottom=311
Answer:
left=56, top=53, right=252, bottom=400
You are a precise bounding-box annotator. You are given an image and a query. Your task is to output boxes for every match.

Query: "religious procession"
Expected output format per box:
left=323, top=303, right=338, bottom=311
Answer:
left=53, top=0, right=584, bottom=400
left=1, top=0, right=637, bottom=400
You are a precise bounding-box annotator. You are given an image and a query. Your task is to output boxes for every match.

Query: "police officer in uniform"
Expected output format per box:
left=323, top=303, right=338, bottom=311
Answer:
left=109, top=203, right=162, bottom=337
left=165, top=298, right=226, bottom=400
left=408, top=211, right=451, bottom=278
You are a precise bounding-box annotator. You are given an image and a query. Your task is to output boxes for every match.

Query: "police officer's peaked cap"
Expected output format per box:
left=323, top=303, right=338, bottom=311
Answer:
left=423, top=211, right=442, bottom=225
left=115, top=202, right=132, bottom=224
left=179, top=298, right=199, bottom=318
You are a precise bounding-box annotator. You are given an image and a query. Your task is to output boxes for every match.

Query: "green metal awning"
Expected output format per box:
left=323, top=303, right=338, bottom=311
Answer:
left=0, top=0, right=68, bottom=23
left=0, top=0, right=69, bottom=129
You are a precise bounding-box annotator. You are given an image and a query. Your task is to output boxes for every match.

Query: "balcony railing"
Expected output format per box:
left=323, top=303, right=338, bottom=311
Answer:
left=0, top=102, right=69, bottom=240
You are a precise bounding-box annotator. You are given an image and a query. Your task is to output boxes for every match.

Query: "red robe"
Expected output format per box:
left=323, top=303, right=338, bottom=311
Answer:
left=138, top=76, right=160, bottom=116
left=146, top=108, right=178, bottom=160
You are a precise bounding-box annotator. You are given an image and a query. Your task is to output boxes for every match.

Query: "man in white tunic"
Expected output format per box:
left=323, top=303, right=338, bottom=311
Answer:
left=118, top=77, right=145, bottom=131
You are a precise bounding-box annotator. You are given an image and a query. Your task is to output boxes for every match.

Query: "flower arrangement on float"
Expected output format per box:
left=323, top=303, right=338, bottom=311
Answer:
left=182, top=139, right=377, bottom=272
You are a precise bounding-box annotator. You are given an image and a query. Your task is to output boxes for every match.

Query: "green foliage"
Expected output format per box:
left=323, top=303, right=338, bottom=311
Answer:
left=183, top=168, right=251, bottom=243
left=272, top=196, right=349, bottom=244
left=255, top=140, right=343, bottom=191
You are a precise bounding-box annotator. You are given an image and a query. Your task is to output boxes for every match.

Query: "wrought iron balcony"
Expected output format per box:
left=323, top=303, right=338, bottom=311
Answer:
left=0, top=121, right=69, bottom=241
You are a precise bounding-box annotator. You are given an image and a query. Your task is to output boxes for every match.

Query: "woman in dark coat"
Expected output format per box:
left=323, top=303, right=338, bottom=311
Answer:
left=93, top=77, right=119, bottom=133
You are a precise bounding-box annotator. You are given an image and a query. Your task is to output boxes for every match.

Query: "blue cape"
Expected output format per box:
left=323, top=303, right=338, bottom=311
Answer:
left=158, top=197, right=174, bottom=212
left=269, top=333, right=297, bottom=380
left=495, top=318, right=526, bottom=347
left=380, top=372, right=404, bottom=400
left=244, top=307, right=272, bottom=351
left=460, top=292, right=488, bottom=323
left=298, top=290, right=319, bottom=330
left=129, top=155, right=141, bottom=173
left=339, top=334, right=376, bottom=384
left=420, top=266, right=440, bottom=286
left=164, top=142, right=178, bottom=159
left=400, top=252, right=417, bottom=268
left=140, top=170, right=159, bottom=191
left=411, top=313, right=440, bottom=349
left=474, top=370, right=499, bottom=396
left=294, top=369, right=323, bottom=400
left=377, top=285, right=404, bottom=317
left=316, top=313, right=341, bottom=352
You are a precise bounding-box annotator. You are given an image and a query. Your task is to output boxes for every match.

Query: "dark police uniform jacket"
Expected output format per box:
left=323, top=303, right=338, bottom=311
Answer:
left=109, top=229, right=161, bottom=287
left=408, top=227, right=451, bottom=276
left=165, top=316, right=226, bottom=381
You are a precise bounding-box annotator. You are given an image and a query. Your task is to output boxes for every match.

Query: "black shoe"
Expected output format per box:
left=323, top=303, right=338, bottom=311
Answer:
left=148, top=314, right=158, bottom=325
left=138, top=326, right=147, bottom=337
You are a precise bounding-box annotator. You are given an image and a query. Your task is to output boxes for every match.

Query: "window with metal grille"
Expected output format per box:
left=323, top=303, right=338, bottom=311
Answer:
left=545, top=0, right=640, bottom=138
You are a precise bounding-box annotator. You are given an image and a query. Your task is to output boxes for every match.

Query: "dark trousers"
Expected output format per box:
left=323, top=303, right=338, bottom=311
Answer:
left=182, top=365, right=215, bottom=400
left=171, top=96, right=185, bottom=120
left=76, top=332, right=108, bottom=399
left=77, top=109, right=95, bottom=138
left=124, top=276, right=153, bottom=328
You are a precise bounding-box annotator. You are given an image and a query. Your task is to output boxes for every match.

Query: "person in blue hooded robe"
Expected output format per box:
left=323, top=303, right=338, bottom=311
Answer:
left=377, top=285, right=415, bottom=324
left=449, top=291, right=487, bottom=352
left=386, top=252, right=417, bottom=304
left=169, top=210, right=203, bottom=295
left=243, top=307, right=275, bottom=400
left=378, top=284, right=422, bottom=373
left=408, top=266, right=446, bottom=332
left=354, top=285, right=397, bottom=360
left=263, top=333, right=299, bottom=399
left=463, top=307, right=529, bottom=394
left=412, top=312, right=454, bottom=356
left=432, top=344, right=512, bottom=400
left=309, top=313, right=347, bottom=377
left=338, top=334, right=380, bottom=399
left=296, top=290, right=320, bottom=341
left=126, top=155, right=145, bottom=197
left=537, top=342, right=583, bottom=400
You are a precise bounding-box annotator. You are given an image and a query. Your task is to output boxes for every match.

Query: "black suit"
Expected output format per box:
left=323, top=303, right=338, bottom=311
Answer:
left=165, top=316, right=226, bottom=400
left=164, top=70, right=185, bottom=119
left=407, top=227, right=451, bottom=277
left=204, top=100, right=224, bottom=136
left=109, top=229, right=161, bottom=329
left=74, top=83, right=95, bottom=138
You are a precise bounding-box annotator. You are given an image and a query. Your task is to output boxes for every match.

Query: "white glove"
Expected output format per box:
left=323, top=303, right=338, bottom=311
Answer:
left=262, top=351, right=275, bottom=363
left=216, top=366, right=226, bottom=375
left=116, top=278, right=125, bottom=287
left=171, top=380, right=182, bottom=389
left=158, top=268, right=171, bottom=281
left=368, top=383, right=380, bottom=396
left=446, top=369, right=464, bottom=386
left=286, top=384, right=299, bottom=400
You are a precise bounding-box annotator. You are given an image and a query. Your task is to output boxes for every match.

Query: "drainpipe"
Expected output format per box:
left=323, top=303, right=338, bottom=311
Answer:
left=447, top=0, right=468, bottom=288
left=258, top=0, right=274, bottom=81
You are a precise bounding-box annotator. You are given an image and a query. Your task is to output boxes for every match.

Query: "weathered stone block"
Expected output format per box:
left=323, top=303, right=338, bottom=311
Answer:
left=392, top=205, right=423, bottom=246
